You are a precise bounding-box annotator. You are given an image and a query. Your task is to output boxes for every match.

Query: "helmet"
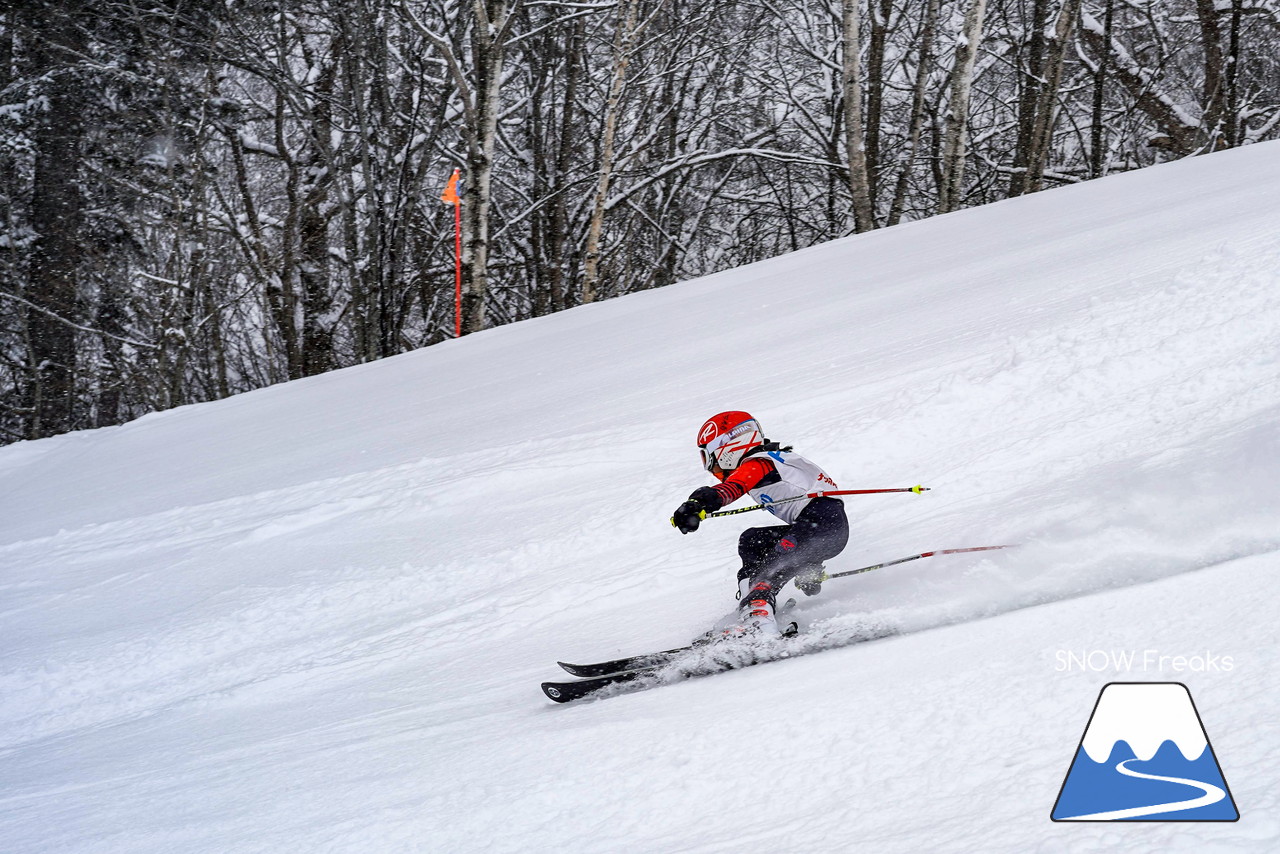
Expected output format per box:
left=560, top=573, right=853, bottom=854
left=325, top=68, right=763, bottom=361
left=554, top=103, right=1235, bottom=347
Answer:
left=697, top=411, right=764, bottom=472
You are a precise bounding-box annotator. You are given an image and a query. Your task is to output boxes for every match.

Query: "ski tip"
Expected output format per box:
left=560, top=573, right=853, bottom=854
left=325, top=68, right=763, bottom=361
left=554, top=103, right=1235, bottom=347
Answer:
left=542, top=682, right=574, bottom=703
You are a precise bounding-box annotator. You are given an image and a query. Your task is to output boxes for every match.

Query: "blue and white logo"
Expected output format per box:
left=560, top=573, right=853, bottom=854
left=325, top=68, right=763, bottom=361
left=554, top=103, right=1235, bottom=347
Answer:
left=1051, top=682, right=1239, bottom=822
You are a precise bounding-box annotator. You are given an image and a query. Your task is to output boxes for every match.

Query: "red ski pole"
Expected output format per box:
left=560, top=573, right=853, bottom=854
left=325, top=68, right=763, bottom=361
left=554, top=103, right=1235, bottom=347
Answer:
left=705, top=485, right=929, bottom=519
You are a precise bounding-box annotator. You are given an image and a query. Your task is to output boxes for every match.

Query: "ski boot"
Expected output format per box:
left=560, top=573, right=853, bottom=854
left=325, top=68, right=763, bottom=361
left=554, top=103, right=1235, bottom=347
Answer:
left=734, top=581, right=784, bottom=637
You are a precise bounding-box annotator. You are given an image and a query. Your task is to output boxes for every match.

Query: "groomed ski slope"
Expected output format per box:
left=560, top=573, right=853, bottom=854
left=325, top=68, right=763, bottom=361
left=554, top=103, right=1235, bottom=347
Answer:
left=2, top=142, right=1279, bottom=853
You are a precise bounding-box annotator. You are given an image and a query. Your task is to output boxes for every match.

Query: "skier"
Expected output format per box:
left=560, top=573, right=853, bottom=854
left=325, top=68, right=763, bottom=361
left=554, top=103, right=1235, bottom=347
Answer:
left=670, top=411, right=849, bottom=637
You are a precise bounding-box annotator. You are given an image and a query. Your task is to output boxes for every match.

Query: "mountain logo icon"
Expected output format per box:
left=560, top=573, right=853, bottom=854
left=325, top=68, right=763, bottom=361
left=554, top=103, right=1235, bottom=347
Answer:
left=1051, top=682, right=1239, bottom=822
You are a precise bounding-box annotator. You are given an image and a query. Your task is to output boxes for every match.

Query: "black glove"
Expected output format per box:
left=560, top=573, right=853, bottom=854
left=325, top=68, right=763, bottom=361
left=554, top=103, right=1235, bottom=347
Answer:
left=671, top=500, right=706, bottom=534
left=688, top=486, right=723, bottom=510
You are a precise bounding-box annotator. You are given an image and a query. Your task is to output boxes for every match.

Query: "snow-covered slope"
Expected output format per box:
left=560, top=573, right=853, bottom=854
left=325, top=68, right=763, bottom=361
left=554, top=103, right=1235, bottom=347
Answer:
left=2, top=143, right=1279, bottom=853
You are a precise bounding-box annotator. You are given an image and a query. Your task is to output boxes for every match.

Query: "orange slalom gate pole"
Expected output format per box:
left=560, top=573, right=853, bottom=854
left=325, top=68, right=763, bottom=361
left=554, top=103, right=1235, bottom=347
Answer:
left=441, top=168, right=463, bottom=337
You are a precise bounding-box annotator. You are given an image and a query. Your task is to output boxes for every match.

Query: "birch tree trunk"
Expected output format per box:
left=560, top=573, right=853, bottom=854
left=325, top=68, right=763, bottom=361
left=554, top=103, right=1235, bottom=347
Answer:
left=841, top=0, right=876, bottom=232
left=300, top=62, right=337, bottom=377
left=938, top=0, right=987, bottom=214
left=582, top=0, right=641, bottom=305
left=887, top=0, right=940, bottom=225
left=1022, top=0, right=1084, bottom=193
left=1224, top=0, right=1242, bottom=147
left=461, top=0, right=512, bottom=333
left=863, top=0, right=892, bottom=209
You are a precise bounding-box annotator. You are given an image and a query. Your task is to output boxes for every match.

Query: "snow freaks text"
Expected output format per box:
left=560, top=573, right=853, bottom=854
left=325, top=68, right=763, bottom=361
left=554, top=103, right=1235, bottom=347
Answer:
left=1054, top=650, right=1235, bottom=673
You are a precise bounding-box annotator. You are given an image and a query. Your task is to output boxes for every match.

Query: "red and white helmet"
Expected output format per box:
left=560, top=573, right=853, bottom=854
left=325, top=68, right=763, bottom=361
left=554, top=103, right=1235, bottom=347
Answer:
left=697, top=411, right=764, bottom=472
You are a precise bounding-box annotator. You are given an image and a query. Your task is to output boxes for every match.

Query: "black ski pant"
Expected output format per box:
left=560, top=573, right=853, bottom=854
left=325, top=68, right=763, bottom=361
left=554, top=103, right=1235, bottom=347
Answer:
left=737, top=497, right=849, bottom=602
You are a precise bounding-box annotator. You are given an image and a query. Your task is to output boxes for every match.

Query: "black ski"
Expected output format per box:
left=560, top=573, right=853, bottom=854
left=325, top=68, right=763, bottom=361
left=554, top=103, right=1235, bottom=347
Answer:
left=544, top=644, right=767, bottom=704
left=557, top=599, right=798, bottom=678
left=543, top=546, right=1014, bottom=702
left=542, top=665, right=667, bottom=703
left=544, top=625, right=814, bottom=704
left=543, top=619, right=898, bottom=703
left=557, top=647, right=691, bottom=679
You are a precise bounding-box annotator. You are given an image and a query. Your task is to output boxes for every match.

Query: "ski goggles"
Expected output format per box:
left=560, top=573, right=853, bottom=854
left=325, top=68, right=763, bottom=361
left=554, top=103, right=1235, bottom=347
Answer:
left=699, top=421, right=756, bottom=471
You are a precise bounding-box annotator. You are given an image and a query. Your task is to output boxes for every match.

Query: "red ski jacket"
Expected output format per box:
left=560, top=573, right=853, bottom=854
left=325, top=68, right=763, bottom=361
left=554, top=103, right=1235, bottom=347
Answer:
left=698, top=457, right=777, bottom=512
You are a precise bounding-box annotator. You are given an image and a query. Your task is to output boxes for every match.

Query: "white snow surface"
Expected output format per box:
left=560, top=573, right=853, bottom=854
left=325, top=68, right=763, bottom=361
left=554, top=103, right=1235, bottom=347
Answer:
left=3, top=143, right=1280, bottom=853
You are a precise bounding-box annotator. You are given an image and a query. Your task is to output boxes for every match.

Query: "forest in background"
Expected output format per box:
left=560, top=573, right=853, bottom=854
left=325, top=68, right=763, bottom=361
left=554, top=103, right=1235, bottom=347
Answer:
left=3, top=0, right=1278, bottom=442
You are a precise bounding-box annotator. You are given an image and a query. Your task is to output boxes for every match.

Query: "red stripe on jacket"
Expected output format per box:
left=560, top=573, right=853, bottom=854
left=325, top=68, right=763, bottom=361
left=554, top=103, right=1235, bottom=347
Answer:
left=712, top=457, right=774, bottom=506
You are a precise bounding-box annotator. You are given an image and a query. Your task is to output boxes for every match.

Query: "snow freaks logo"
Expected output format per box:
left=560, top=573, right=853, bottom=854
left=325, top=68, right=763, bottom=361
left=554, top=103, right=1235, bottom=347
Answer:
left=1051, top=683, right=1239, bottom=822
left=1054, top=649, right=1234, bottom=673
